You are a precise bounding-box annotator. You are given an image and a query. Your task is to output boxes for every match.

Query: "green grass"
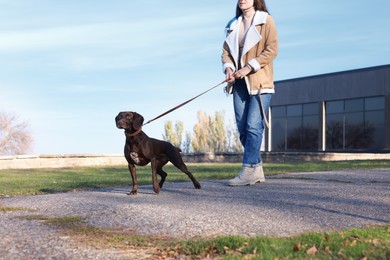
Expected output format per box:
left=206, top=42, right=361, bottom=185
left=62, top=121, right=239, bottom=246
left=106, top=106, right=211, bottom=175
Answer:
left=0, top=205, right=35, bottom=212
left=0, top=166, right=133, bottom=196
left=172, top=225, right=390, bottom=259
left=1, top=160, right=390, bottom=196
left=18, top=214, right=390, bottom=259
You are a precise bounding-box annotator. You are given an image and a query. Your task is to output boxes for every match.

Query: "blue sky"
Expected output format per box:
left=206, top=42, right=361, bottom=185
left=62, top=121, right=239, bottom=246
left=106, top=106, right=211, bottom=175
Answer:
left=1, top=0, right=389, bottom=154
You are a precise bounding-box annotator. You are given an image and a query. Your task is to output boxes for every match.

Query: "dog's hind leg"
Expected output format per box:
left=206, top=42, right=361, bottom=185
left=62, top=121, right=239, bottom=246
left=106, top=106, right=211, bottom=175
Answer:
left=157, top=167, right=168, bottom=188
left=155, top=159, right=168, bottom=188
left=171, top=153, right=201, bottom=189
left=177, top=164, right=201, bottom=189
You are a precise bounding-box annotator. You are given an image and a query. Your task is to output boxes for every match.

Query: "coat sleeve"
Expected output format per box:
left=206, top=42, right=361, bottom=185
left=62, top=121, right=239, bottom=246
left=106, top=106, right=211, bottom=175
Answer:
left=222, top=42, right=236, bottom=73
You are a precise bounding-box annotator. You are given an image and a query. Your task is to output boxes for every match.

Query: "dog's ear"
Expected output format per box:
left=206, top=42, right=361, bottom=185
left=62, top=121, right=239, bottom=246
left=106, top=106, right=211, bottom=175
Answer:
left=132, top=112, right=144, bottom=130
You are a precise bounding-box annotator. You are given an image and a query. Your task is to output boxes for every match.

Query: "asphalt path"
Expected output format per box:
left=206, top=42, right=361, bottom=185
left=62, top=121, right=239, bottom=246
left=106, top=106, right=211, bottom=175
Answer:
left=2, top=169, right=389, bottom=239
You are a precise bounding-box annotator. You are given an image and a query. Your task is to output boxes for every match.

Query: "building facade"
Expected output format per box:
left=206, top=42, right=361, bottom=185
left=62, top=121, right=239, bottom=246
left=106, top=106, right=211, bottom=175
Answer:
left=266, top=65, right=390, bottom=152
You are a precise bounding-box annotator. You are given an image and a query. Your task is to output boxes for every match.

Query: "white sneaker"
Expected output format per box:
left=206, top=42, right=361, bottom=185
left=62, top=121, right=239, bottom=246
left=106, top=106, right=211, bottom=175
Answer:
left=228, top=166, right=257, bottom=186
left=254, top=164, right=265, bottom=183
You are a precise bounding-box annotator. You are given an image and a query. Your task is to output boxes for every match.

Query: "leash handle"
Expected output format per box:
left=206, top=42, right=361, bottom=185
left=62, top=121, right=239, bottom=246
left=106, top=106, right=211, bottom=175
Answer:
left=143, top=79, right=228, bottom=126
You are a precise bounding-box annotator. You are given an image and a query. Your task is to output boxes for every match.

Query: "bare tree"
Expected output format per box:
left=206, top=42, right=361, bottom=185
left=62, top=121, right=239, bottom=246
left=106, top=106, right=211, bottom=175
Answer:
left=0, top=111, right=33, bottom=155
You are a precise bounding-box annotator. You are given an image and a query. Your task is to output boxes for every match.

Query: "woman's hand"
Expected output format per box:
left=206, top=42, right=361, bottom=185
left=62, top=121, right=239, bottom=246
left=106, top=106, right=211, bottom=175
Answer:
left=225, top=68, right=235, bottom=83
left=233, top=65, right=252, bottom=79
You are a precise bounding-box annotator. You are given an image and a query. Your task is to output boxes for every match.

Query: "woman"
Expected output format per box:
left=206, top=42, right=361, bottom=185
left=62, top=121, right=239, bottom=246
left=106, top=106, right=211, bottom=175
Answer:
left=222, top=0, right=278, bottom=186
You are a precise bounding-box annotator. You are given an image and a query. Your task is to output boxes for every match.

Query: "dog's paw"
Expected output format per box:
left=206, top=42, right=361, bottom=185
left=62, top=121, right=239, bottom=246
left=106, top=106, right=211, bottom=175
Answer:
left=194, top=182, right=201, bottom=189
left=127, top=190, right=138, bottom=195
left=153, top=185, right=160, bottom=194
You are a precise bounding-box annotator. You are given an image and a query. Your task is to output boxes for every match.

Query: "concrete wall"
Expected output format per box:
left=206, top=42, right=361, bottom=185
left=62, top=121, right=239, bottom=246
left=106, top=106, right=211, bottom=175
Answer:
left=0, top=154, right=127, bottom=169
left=1, top=153, right=390, bottom=169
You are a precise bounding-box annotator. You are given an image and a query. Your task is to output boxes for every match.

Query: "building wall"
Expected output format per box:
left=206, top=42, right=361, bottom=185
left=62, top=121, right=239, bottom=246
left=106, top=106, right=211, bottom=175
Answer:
left=385, top=95, right=390, bottom=150
left=272, top=65, right=389, bottom=104
left=267, top=65, right=390, bottom=152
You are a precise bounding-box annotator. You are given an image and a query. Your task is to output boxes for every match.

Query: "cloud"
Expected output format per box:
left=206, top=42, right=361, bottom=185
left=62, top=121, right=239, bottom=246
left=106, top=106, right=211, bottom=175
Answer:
left=0, top=22, right=126, bottom=52
left=0, top=9, right=223, bottom=73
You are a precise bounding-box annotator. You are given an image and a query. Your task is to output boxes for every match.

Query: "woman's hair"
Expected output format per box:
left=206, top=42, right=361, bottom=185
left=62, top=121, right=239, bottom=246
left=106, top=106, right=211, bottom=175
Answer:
left=236, top=0, right=269, bottom=17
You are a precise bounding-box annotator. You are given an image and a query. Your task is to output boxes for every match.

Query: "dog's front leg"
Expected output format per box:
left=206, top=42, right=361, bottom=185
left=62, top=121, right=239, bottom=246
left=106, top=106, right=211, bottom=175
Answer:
left=127, top=164, right=138, bottom=195
left=151, top=158, right=160, bottom=194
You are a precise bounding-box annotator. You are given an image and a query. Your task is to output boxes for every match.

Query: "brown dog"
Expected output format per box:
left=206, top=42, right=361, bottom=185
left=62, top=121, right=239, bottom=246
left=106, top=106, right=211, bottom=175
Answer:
left=115, top=111, right=201, bottom=195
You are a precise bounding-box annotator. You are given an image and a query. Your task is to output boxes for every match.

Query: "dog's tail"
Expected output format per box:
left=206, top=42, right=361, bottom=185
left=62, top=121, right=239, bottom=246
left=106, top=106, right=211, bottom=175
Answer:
left=175, top=147, right=182, bottom=153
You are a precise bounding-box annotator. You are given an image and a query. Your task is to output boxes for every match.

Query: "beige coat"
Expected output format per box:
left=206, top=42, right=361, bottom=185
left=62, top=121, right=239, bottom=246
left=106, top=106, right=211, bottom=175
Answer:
left=222, top=11, right=278, bottom=95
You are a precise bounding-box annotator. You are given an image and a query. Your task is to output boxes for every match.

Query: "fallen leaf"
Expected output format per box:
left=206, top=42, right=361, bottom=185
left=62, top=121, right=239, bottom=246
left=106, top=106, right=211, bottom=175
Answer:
left=338, top=249, right=346, bottom=257
left=293, top=242, right=301, bottom=251
left=306, top=245, right=317, bottom=255
left=342, top=239, right=350, bottom=247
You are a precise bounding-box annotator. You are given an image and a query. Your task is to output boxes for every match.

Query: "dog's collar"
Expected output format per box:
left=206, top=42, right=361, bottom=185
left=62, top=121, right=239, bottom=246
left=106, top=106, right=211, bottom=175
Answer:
left=125, top=128, right=142, bottom=137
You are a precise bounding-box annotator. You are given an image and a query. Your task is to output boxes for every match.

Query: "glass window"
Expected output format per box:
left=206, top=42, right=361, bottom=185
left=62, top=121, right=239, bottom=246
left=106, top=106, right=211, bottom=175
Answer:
left=365, top=110, right=385, bottom=149
left=326, top=100, right=344, bottom=114
left=272, top=96, right=385, bottom=152
left=345, top=98, right=363, bottom=112
left=271, top=103, right=319, bottom=151
left=287, top=104, right=302, bottom=117
left=271, top=118, right=286, bottom=150
left=303, top=103, right=318, bottom=115
left=287, top=117, right=302, bottom=149
left=302, top=115, right=319, bottom=150
left=365, top=96, right=385, bottom=110
left=326, top=114, right=344, bottom=150
left=272, top=106, right=286, bottom=118
left=345, top=112, right=364, bottom=149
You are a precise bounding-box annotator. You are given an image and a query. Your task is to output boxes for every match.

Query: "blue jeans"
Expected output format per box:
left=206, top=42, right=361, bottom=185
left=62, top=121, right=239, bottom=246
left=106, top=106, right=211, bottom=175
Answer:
left=233, top=79, right=272, bottom=167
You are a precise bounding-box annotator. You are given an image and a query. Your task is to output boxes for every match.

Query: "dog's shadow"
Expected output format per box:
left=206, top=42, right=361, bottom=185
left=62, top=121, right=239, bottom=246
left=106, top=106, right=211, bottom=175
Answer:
left=94, top=185, right=163, bottom=196
left=95, top=181, right=207, bottom=196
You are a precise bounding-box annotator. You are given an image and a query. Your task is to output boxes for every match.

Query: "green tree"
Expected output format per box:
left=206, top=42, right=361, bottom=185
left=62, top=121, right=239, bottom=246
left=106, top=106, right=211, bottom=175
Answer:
left=192, top=111, right=211, bottom=152
left=162, top=120, right=184, bottom=148
left=192, top=110, right=240, bottom=153
left=163, top=111, right=242, bottom=153
left=226, top=119, right=243, bottom=153
left=209, top=111, right=227, bottom=152
left=183, top=131, right=192, bottom=153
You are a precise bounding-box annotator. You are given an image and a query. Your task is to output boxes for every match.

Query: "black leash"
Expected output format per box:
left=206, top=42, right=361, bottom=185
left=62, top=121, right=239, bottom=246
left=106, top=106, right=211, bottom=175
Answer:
left=143, top=79, right=228, bottom=126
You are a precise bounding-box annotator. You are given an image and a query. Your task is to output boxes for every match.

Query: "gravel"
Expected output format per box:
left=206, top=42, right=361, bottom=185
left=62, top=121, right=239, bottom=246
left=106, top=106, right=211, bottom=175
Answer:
left=1, top=168, right=389, bottom=259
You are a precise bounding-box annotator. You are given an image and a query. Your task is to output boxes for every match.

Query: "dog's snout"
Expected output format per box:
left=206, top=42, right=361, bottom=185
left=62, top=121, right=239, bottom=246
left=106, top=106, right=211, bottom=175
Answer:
left=115, top=115, right=124, bottom=128
left=116, top=120, right=125, bottom=129
left=115, top=112, right=133, bottom=129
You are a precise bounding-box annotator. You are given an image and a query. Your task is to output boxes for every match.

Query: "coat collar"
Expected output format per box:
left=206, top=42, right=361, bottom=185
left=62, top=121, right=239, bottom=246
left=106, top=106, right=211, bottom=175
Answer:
left=224, top=11, right=268, bottom=68
left=225, top=11, right=268, bottom=31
